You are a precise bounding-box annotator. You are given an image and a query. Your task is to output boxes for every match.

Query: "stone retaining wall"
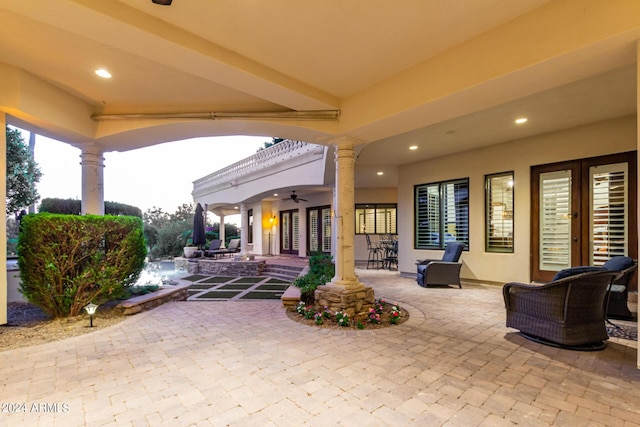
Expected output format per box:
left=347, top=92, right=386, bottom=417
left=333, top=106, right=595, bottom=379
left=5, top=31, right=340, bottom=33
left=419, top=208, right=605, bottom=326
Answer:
left=188, top=259, right=266, bottom=276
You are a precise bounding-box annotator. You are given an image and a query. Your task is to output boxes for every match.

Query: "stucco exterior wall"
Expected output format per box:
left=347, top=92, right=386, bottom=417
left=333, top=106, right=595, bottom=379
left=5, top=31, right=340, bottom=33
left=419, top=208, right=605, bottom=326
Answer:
left=398, top=115, right=637, bottom=284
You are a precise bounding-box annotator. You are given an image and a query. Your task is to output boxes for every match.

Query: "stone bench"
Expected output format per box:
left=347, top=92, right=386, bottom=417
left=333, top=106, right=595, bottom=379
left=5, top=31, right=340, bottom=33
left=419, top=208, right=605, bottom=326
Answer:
left=117, top=283, right=191, bottom=315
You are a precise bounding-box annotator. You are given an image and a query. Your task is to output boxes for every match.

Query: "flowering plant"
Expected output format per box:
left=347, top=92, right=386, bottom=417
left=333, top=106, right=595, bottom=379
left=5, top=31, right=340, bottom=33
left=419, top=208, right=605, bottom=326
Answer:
left=291, top=298, right=405, bottom=328
left=389, top=303, right=401, bottom=324
left=368, top=308, right=381, bottom=324
left=373, top=298, right=386, bottom=314
left=335, top=311, right=350, bottom=327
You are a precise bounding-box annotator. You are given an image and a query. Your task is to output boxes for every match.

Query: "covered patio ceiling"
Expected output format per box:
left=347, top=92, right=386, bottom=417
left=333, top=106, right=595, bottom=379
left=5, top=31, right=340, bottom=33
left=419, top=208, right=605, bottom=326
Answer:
left=0, top=0, right=638, bottom=177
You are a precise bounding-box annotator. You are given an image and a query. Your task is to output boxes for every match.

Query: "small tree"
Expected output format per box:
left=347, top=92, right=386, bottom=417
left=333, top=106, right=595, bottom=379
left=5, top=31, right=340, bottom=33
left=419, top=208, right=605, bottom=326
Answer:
left=256, top=137, right=285, bottom=152
left=6, top=127, right=42, bottom=216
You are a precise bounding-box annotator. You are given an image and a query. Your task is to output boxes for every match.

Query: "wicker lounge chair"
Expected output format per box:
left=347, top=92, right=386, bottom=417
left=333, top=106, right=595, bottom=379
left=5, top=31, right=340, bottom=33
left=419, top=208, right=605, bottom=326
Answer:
left=503, top=270, right=619, bottom=350
left=204, top=239, right=222, bottom=257
left=207, top=238, right=241, bottom=258
left=416, top=241, right=464, bottom=288
left=601, top=257, right=637, bottom=320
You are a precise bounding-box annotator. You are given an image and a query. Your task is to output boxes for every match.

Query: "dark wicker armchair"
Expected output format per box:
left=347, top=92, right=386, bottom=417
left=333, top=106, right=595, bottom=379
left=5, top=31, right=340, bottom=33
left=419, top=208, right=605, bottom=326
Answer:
left=416, top=241, right=464, bottom=288
left=601, top=257, right=637, bottom=320
left=503, top=271, right=619, bottom=350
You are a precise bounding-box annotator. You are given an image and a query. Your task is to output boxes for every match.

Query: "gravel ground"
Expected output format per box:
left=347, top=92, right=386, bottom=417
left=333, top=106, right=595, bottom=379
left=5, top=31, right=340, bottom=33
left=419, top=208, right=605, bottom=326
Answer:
left=0, top=302, right=127, bottom=352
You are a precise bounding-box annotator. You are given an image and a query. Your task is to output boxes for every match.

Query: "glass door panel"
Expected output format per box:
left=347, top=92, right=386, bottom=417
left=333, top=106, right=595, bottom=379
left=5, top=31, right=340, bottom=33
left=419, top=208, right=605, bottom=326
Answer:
left=539, top=170, right=572, bottom=272
left=590, top=162, right=628, bottom=265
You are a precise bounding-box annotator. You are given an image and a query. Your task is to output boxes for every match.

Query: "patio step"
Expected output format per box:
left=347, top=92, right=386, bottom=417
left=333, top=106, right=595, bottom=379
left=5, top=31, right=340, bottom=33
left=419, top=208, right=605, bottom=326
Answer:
left=262, top=264, right=304, bottom=282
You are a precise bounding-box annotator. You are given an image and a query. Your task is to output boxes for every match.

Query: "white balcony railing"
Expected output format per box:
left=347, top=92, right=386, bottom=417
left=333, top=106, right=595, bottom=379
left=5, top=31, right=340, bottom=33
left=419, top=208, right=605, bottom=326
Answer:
left=193, top=139, right=325, bottom=195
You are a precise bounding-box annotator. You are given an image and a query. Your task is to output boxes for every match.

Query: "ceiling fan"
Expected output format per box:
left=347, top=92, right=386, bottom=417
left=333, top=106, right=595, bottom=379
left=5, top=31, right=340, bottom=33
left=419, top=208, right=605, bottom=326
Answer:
left=283, top=191, right=307, bottom=203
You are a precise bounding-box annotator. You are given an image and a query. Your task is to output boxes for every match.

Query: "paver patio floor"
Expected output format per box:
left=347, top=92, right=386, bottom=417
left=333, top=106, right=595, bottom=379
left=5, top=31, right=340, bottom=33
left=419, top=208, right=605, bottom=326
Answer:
left=1, top=269, right=639, bottom=426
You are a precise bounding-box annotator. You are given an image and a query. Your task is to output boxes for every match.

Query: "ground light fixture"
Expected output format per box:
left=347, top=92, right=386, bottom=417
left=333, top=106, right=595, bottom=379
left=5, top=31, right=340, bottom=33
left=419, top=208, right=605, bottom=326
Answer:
left=84, top=302, right=98, bottom=327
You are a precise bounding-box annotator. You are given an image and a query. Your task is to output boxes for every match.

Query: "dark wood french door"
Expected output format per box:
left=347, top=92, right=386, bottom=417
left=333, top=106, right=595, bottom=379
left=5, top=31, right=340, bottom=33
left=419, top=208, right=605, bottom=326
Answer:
left=280, top=209, right=299, bottom=255
left=531, top=151, right=637, bottom=286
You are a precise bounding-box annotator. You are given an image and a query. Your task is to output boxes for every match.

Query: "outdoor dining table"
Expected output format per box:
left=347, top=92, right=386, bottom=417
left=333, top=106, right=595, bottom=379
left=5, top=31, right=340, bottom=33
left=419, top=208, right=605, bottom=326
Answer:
left=377, top=238, right=398, bottom=270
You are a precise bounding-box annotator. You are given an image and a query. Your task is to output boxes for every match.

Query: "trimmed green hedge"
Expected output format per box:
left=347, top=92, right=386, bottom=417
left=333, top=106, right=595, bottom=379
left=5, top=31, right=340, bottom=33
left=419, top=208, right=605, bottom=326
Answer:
left=18, top=213, right=147, bottom=317
left=39, top=198, right=142, bottom=217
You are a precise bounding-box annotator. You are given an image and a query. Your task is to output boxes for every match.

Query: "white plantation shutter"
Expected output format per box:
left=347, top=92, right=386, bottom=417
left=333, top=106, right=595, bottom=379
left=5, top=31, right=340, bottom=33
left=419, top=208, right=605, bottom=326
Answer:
left=282, top=212, right=290, bottom=251
left=590, top=163, right=628, bottom=265
left=486, top=173, right=514, bottom=252
left=539, top=170, right=572, bottom=271
left=415, top=184, right=440, bottom=247
left=309, top=210, right=319, bottom=252
left=292, top=212, right=300, bottom=250
left=322, top=208, right=332, bottom=252
left=415, top=179, right=468, bottom=249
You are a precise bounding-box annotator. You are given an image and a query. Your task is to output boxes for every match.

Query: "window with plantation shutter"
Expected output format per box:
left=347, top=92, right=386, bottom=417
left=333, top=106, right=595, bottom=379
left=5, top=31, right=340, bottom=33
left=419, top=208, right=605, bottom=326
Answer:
left=590, top=163, right=628, bottom=265
left=539, top=170, right=572, bottom=272
left=485, top=172, right=514, bottom=252
left=355, top=204, right=397, bottom=235
left=415, top=178, right=469, bottom=249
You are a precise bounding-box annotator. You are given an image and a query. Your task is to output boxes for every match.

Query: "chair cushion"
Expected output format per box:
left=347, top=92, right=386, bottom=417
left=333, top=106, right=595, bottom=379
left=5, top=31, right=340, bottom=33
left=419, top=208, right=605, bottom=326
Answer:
left=442, top=242, right=464, bottom=262
left=552, top=266, right=605, bottom=282
left=602, top=256, right=634, bottom=272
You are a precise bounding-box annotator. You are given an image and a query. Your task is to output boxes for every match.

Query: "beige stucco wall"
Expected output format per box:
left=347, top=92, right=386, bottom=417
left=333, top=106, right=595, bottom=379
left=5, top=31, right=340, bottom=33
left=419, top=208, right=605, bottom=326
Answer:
left=398, top=115, right=637, bottom=284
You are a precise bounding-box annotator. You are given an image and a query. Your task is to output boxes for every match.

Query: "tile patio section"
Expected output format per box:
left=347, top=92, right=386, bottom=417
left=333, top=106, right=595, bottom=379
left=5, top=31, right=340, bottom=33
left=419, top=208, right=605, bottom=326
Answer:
left=1, top=269, right=639, bottom=426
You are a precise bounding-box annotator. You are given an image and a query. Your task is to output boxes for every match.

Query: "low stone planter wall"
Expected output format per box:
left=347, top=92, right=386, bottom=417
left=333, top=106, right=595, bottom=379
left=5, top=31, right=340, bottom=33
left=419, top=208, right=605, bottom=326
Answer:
left=191, top=259, right=266, bottom=276
left=281, top=286, right=301, bottom=309
left=117, top=283, right=190, bottom=315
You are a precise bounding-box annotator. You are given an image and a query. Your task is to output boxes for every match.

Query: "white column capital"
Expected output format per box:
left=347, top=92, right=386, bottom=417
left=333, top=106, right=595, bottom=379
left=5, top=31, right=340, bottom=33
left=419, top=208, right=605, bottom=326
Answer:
left=325, top=135, right=362, bottom=150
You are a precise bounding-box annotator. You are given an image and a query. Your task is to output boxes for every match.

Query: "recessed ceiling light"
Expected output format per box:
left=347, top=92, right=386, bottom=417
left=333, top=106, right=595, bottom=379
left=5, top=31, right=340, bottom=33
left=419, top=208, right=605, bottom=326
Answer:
left=409, top=145, right=418, bottom=150
left=515, top=117, right=528, bottom=124
left=273, top=193, right=278, bottom=197
left=377, top=171, right=384, bottom=176
left=95, top=69, right=112, bottom=79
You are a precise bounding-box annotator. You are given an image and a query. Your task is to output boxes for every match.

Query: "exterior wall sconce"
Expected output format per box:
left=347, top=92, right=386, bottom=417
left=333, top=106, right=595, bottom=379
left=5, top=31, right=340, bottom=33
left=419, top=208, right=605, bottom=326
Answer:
left=84, top=302, right=98, bottom=327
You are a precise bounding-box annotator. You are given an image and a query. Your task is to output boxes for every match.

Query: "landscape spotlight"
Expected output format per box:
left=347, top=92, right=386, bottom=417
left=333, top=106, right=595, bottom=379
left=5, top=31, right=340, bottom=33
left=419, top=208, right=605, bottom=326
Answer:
left=84, top=302, right=98, bottom=327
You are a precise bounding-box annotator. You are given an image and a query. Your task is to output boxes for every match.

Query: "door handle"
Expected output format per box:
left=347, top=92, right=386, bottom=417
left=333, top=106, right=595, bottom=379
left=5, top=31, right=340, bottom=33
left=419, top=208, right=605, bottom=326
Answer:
left=572, top=237, right=578, bottom=242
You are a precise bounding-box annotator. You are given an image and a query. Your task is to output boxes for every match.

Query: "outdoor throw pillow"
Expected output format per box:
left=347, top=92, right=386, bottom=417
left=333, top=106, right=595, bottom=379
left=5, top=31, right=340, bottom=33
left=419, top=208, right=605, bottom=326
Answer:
left=551, top=266, right=606, bottom=282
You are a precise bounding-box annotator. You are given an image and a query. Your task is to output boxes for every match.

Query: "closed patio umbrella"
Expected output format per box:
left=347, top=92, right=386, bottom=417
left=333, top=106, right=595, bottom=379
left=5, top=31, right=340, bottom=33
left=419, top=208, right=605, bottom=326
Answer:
left=192, top=203, right=207, bottom=250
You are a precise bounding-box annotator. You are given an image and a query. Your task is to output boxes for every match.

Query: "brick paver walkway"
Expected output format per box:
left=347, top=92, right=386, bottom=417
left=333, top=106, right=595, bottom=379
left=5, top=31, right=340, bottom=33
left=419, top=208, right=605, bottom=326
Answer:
left=1, top=269, right=638, bottom=426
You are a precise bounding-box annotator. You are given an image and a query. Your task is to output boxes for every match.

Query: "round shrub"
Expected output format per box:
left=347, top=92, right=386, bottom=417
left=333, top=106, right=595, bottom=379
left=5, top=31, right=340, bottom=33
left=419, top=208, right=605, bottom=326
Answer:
left=18, top=213, right=147, bottom=317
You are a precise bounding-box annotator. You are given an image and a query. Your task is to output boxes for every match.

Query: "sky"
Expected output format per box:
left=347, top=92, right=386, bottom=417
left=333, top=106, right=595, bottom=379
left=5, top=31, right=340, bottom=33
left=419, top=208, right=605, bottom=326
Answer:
left=23, top=130, right=269, bottom=220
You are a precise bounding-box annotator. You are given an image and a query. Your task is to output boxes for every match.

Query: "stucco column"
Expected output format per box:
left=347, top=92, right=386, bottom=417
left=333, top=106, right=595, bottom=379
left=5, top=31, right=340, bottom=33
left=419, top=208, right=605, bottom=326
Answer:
left=0, top=113, right=7, bottom=325
left=80, top=143, right=105, bottom=215
left=240, top=204, right=248, bottom=255
left=219, top=214, right=226, bottom=248
left=330, top=138, right=360, bottom=288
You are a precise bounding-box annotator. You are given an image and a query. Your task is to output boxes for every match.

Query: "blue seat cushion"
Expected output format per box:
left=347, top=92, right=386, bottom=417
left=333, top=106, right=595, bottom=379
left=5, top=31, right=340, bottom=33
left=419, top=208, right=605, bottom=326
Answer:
left=602, top=256, right=634, bottom=272
left=552, top=266, right=605, bottom=282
